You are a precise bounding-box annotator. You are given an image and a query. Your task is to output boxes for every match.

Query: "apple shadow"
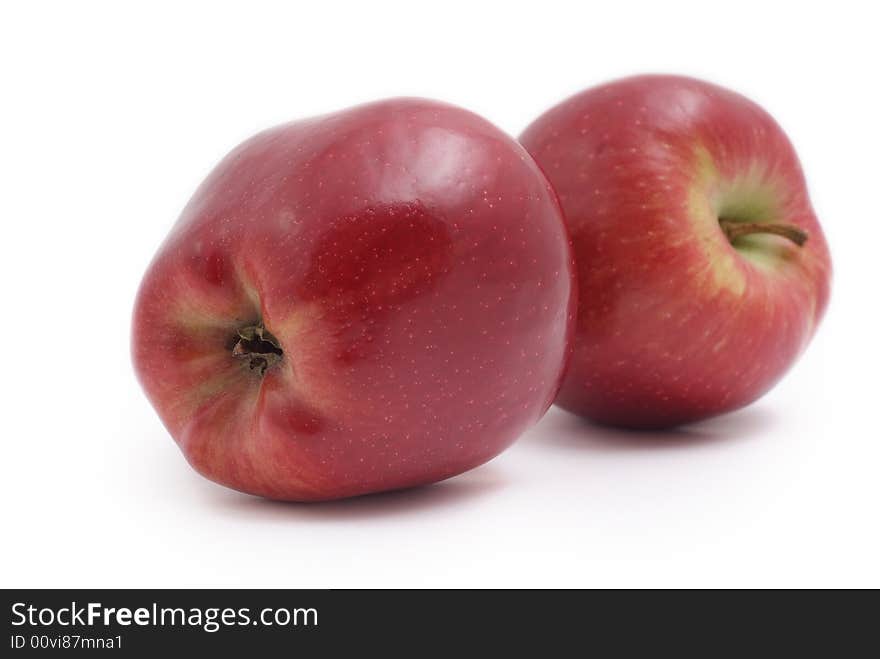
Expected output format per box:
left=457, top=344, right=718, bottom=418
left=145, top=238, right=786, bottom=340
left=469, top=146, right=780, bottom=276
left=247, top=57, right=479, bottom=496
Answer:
left=200, top=466, right=507, bottom=521
left=533, top=404, right=779, bottom=453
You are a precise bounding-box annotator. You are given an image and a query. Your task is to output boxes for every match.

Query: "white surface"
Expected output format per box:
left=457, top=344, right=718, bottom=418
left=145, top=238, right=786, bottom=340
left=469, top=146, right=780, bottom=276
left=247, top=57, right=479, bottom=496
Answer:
left=2, top=1, right=878, bottom=588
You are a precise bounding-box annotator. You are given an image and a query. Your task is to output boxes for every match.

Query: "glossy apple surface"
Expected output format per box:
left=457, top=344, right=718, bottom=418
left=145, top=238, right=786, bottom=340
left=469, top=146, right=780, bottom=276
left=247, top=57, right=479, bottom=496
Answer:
left=133, top=98, right=576, bottom=500
left=520, top=75, right=831, bottom=428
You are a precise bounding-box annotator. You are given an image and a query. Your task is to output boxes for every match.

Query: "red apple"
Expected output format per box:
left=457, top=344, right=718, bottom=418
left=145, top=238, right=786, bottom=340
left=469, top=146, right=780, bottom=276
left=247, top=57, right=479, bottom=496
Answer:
left=520, top=75, right=831, bottom=428
left=133, top=98, right=576, bottom=500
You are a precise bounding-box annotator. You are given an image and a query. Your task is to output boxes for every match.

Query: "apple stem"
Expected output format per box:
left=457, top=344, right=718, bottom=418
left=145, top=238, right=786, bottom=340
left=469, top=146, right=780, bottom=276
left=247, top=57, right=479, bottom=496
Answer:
left=232, top=324, right=283, bottom=376
left=719, top=219, right=809, bottom=247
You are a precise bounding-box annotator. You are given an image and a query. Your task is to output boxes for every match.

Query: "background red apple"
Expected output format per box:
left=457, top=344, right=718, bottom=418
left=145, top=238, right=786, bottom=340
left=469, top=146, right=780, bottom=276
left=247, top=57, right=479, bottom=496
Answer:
left=520, top=75, right=831, bottom=428
left=132, top=98, right=576, bottom=501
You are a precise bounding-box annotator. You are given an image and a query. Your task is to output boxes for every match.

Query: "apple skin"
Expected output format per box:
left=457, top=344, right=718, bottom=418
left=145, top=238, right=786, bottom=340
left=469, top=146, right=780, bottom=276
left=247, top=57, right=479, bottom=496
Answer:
left=520, top=75, right=831, bottom=429
left=133, top=98, right=576, bottom=501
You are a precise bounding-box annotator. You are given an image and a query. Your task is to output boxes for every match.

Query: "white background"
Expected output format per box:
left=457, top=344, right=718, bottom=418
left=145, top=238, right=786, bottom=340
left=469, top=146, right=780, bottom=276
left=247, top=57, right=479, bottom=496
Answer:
left=2, top=1, right=878, bottom=588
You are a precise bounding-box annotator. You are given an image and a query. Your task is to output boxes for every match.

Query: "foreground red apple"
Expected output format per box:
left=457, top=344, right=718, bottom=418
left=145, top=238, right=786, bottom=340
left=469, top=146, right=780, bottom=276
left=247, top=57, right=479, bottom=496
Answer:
left=520, top=75, right=831, bottom=428
left=133, top=98, right=576, bottom=500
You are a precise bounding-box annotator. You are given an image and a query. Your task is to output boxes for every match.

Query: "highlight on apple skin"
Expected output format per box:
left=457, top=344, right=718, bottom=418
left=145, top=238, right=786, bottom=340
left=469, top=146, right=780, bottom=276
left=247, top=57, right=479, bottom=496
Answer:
left=132, top=98, right=577, bottom=501
left=520, top=75, right=831, bottom=429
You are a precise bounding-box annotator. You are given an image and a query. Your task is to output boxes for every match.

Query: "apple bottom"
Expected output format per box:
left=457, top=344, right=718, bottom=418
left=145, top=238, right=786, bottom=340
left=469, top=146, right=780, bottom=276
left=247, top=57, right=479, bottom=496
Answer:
left=134, top=251, right=565, bottom=501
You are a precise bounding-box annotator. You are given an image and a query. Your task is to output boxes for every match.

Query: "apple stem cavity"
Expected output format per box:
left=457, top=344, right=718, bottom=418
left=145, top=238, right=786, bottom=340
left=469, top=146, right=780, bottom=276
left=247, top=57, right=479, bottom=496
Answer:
left=232, top=324, right=283, bottom=376
left=719, top=219, right=809, bottom=247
